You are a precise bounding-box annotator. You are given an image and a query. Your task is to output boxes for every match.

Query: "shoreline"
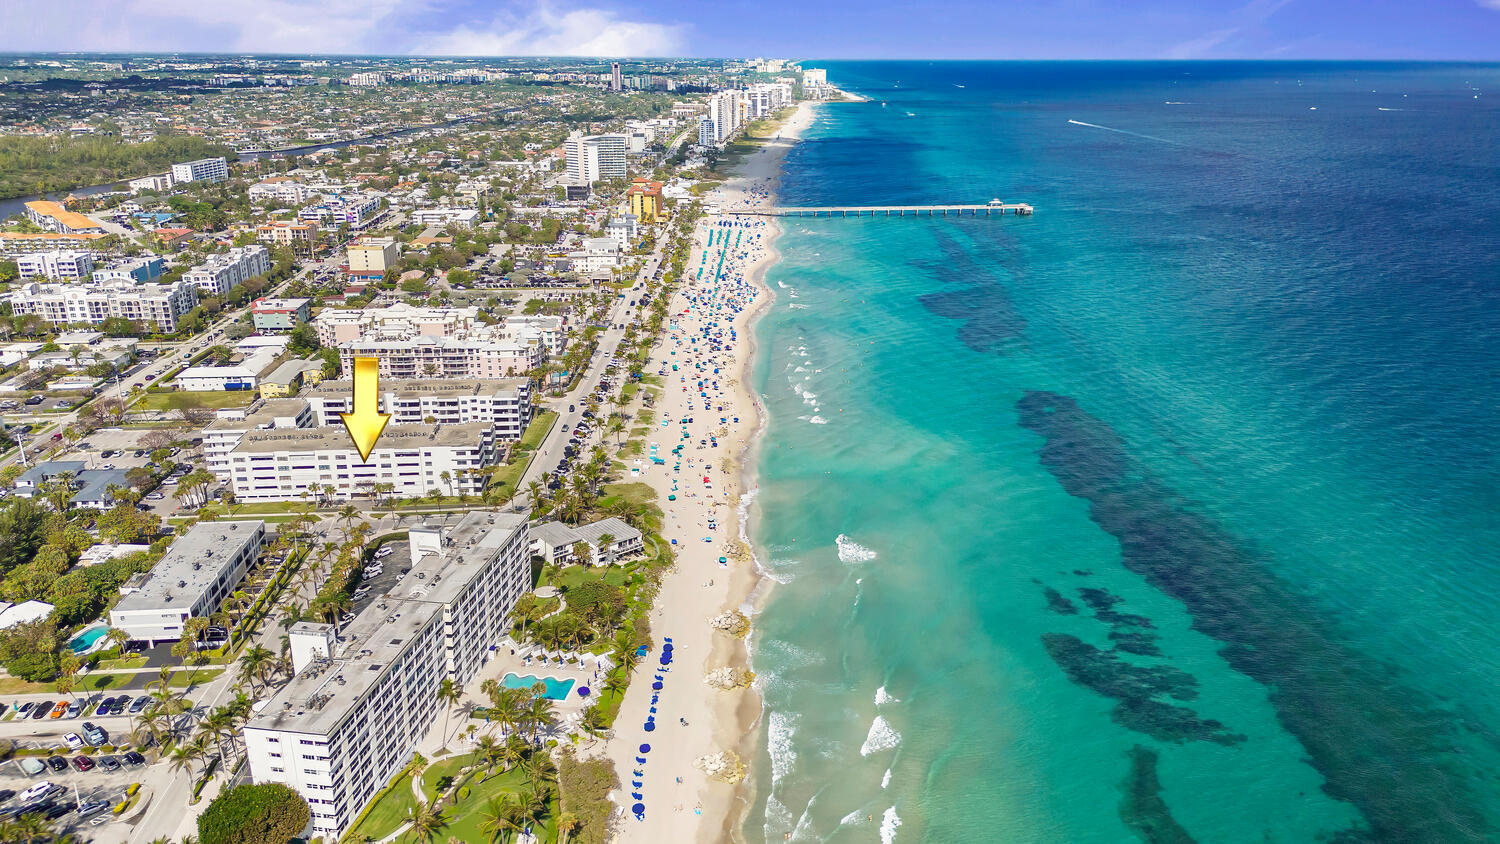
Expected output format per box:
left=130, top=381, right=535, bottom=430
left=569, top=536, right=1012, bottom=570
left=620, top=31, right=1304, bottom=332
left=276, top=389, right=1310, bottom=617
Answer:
left=601, top=100, right=819, bottom=844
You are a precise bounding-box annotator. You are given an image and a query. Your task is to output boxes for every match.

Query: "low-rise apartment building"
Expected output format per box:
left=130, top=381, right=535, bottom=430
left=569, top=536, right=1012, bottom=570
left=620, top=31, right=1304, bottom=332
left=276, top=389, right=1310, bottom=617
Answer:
left=306, top=377, right=533, bottom=440
left=6, top=279, right=198, bottom=332
left=312, top=303, right=474, bottom=347
left=345, top=236, right=398, bottom=282
left=16, top=251, right=93, bottom=281
left=257, top=221, right=319, bottom=254
left=24, top=201, right=105, bottom=234
left=170, top=157, right=229, bottom=184
left=242, top=513, right=531, bottom=838
left=226, top=423, right=499, bottom=502
left=252, top=297, right=312, bottom=332
left=299, top=193, right=382, bottom=231
left=204, top=399, right=315, bottom=479
left=0, top=232, right=108, bottom=255
left=184, top=246, right=271, bottom=297
left=109, top=520, right=266, bottom=644
left=249, top=177, right=316, bottom=204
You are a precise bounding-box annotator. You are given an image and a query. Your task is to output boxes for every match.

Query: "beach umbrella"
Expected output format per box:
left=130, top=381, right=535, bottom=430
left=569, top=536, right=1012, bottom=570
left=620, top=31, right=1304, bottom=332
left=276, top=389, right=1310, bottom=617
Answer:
left=640, top=744, right=652, bottom=753
left=644, top=721, right=656, bottom=732
left=578, top=686, right=590, bottom=697
left=652, top=681, right=663, bottom=690
left=635, top=756, right=648, bottom=764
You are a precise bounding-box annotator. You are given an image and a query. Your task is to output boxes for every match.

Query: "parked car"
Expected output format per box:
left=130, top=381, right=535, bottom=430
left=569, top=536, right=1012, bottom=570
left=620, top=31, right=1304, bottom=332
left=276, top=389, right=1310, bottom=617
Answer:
left=44, top=757, right=67, bottom=773
left=31, top=701, right=53, bottom=720
left=81, top=722, right=106, bottom=746
left=97, top=755, right=120, bottom=772
left=70, top=756, right=95, bottom=772
left=64, top=701, right=81, bottom=719
left=77, top=799, right=110, bottom=819
left=18, top=783, right=57, bottom=804
left=121, top=751, right=146, bottom=768
left=62, top=733, right=84, bottom=751
left=16, top=701, right=34, bottom=717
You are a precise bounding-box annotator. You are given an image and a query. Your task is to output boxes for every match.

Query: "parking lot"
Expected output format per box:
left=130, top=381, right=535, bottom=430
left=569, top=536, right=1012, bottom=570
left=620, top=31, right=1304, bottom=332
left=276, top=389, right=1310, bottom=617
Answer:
left=350, top=541, right=412, bottom=616
left=0, top=761, right=145, bottom=836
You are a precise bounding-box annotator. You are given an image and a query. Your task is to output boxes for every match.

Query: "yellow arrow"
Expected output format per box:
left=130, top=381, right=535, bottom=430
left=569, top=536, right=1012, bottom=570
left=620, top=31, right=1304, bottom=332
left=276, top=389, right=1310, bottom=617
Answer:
left=340, top=356, right=390, bottom=462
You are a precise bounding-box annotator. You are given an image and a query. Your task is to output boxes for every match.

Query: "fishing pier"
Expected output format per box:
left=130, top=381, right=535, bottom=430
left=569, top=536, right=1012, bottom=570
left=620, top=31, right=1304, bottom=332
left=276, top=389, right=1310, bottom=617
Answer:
left=721, top=202, right=1034, bottom=218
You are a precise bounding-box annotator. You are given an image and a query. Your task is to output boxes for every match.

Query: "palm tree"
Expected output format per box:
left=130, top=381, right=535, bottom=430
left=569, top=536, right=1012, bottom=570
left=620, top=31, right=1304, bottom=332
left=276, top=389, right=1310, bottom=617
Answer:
left=239, top=645, right=274, bottom=694
left=556, top=812, right=582, bottom=844
left=474, top=734, right=503, bottom=782
left=580, top=705, right=609, bottom=739
left=337, top=504, right=360, bottom=541
left=478, top=796, right=521, bottom=844
left=406, top=800, right=448, bottom=844
left=169, top=738, right=206, bottom=783
left=436, top=678, right=461, bottom=749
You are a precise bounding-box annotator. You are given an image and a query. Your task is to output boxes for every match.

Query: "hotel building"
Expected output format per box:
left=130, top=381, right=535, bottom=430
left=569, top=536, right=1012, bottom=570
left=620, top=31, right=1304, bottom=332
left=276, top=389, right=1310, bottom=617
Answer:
left=109, top=520, right=266, bottom=644
left=242, top=513, right=531, bottom=838
left=564, top=131, right=627, bottom=185
left=225, top=423, right=499, bottom=502
left=305, top=378, right=533, bottom=441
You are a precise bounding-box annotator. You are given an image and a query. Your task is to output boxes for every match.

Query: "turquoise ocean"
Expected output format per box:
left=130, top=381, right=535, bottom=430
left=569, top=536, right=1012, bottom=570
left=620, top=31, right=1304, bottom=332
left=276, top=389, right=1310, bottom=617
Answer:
left=742, top=62, right=1500, bottom=843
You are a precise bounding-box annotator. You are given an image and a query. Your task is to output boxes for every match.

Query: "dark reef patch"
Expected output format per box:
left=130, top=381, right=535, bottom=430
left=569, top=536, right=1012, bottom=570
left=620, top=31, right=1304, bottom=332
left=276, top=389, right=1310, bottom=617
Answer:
left=1041, top=584, right=1080, bottom=615
left=1017, top=390, right=1489, bottom=842
left=1078, top=586, right=1156, bottom=630
left=913, top=226, right=1027, bottom=353
left=1119, top=746, right=1197, bottom=844
left=1042, top=634, right=1245, bottom=746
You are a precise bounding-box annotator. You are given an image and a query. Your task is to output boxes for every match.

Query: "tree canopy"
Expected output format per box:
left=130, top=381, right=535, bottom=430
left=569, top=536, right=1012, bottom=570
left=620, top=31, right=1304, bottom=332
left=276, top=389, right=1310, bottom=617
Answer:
left=198, top=783, right=310, bottom=844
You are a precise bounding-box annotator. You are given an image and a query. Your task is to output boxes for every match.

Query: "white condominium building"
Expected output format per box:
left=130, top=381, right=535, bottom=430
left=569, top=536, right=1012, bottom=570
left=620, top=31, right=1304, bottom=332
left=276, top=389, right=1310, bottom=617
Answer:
left=243, top=513, right=531, bottom=838
left=408, top=208, right=479, bottom=228
left=744, top=82, right=794, bottom=118
left=306, top=378, right=533, bottom=441
left=184, top=246, right=272, bottom=297
left=170, top=157, right=230, bottom=185
left=6, top=279, right=198, bottom=332
left=226, top=423, right=499, bottom=502
left=299, top=193, right=383, bottom=230
left=109, top=520, right=266, bottom=644
left=339, top=335, right=543, bottom=381
left=204, top=399, right=315, bottom=479
left=564, top=131, right=627, bottom=185
left=313, top=303, right=477, bottom=346
left=345, top=237, right=399, bottom=279
left=249, top=177, right=316, bottom=204
left=16, top=251, right=94, bottom=281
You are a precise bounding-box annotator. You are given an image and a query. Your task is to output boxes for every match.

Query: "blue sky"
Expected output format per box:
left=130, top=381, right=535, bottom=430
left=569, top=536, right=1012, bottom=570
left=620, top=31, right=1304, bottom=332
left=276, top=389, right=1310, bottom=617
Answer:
left=2, top=0, right=1499, bottom=59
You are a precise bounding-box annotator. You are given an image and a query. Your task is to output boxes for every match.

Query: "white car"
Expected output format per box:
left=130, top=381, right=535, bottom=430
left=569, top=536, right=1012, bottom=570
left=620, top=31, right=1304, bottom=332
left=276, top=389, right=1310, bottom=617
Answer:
left=19, top=782, right=57, bottom=804
left=62, top=733, right=84, bottom=751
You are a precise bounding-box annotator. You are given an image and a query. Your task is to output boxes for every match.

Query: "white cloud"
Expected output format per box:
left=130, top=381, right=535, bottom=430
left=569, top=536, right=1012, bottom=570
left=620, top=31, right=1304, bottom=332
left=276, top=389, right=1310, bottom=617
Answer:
left=412, top=6, right=686, bottom=57
left=1163, top=0, right=1294, bottom=58
left=1479, top=0, right=1500, bottom=10
left=0, top=0, right=683, bottom=56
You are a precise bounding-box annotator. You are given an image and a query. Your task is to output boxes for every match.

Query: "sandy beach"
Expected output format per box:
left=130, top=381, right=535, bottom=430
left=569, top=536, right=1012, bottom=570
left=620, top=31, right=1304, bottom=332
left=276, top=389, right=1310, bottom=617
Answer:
left=600, top=100, right=818, bottom=844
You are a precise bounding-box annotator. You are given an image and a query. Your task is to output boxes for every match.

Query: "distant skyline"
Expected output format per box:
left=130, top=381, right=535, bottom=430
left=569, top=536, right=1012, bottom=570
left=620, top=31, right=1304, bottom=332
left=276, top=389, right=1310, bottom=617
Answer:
left=2, top=0, right=1500, bottom=60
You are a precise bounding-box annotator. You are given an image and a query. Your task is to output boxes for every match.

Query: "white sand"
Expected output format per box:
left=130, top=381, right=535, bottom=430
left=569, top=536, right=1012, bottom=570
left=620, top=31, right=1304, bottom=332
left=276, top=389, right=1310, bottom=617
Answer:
left=600, top=101, right=819, bottom=844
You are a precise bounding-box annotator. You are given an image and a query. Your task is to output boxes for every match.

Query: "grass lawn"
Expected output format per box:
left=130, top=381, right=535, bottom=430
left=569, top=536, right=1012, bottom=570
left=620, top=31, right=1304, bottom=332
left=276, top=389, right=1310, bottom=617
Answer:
left=486, top=410, right=558, bottom=498
left=0, top=667, right=219, bottom=695
left=135, top=391, right=256, bottom=412
left=420, top=752, right=478, bottom=803
left=398, top=766, right=556, bottom=844
left=346, top=769, right=419, bottom=843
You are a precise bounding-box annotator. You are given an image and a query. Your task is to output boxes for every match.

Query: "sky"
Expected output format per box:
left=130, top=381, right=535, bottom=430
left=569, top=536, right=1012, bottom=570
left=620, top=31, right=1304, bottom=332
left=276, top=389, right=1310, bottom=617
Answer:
left=2, top=0, right=1499, bottom=60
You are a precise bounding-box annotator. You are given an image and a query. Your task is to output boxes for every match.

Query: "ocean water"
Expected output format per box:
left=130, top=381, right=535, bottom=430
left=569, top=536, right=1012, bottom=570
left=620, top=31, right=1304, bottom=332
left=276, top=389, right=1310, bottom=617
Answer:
left=743, top=62, right=1500, bottom=844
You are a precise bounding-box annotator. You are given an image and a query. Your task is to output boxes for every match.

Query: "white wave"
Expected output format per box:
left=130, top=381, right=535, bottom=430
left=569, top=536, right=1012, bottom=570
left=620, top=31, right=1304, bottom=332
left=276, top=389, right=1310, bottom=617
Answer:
left=881, top=806, right=902, bottom=844
left=777, top=280, right=788, bottom=288
left=839, top=809, right=870, bottom=826
left=808, top=415, right=828, bottom=425
left=861, top=716, right=902, bottom=756
left=837, top=534, right=878, bottom=564
left=764, top=795, right=794, bottom=839
left=768, top=710, right=798, bottom=783
left=788, top=303, right=810, bottom=310
left=875, top=686, right=899, bottom=706
left=801, top=389, right=818, bottom=401
left=882, top=768, right=892, bottom=789
left=793, top=365, right=806, bottom=373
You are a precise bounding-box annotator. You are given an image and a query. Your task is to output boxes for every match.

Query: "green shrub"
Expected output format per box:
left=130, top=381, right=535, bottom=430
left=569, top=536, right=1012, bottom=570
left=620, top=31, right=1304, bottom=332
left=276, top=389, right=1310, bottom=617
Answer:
left=198, top=783, right=310, bottom=844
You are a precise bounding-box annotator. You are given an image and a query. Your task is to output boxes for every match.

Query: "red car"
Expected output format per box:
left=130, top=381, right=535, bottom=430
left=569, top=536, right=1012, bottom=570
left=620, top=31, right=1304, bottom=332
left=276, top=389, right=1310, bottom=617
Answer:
left=71, top=756, right=95, bottom=772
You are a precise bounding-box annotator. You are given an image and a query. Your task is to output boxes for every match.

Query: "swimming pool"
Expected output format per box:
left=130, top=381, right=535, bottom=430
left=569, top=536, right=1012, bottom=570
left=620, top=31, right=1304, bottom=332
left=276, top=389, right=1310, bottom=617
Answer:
left=68, top=624, right=108, bottom=654
left=502, top=673, right=576, bottom=700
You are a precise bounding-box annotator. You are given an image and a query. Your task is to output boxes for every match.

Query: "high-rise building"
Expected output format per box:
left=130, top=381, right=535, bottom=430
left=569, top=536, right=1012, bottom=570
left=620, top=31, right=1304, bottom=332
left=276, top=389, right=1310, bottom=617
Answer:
left=564, top=131, right=628, bottom=185
left=170, top=157, right=230, bottom=185
left=611, top=62, right=623, bottom=92
left=243, top=514, right=531, bottom=838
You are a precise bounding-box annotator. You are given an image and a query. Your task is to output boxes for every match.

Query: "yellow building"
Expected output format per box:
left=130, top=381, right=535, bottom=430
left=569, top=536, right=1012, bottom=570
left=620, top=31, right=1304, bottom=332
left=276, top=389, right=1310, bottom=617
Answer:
left=627, top=178, right=665, bottom=223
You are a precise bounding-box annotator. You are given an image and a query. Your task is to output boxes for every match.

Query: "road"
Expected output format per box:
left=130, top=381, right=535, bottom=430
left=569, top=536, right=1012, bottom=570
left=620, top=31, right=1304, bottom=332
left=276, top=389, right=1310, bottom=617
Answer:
left=514, top=235, right=670, bottom=502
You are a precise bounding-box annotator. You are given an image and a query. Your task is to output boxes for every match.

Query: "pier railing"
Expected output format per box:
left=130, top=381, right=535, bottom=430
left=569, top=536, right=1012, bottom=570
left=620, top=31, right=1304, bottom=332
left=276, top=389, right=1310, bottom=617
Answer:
left=720, top=203, right=1034, bottom=217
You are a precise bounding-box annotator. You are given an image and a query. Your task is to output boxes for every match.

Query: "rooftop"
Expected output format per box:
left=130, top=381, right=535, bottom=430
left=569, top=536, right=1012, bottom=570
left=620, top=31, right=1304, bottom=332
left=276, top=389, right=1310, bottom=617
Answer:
left=112, top=521, right=264, bottom=613
left=233, top=422, right=490, bottom=454
left=247, top=512, right=526, bottom=736
left=306, top=377, right=528, bottom=399
left=207, top=398, right=311, bottom=431
left=25, top=201, right=103, bottom=231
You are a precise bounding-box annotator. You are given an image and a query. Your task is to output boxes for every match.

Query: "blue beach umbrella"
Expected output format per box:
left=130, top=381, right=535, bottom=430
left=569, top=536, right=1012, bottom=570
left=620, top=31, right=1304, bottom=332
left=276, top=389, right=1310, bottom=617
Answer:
left=640, top=744, right=652, bottom=753
left=652, top=681, right=663, bottom=690
left=644, top=721, right=655, bottom=732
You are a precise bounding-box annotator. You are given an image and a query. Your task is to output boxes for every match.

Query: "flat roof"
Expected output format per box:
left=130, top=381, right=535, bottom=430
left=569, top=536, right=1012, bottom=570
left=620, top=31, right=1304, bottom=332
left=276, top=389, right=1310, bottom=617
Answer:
left=306, top=377, right=527, bottom=399
left=113, top=521, right=264, bottom=613
left=207, top=398, right=311, bottom=431
left=0, top=232, right=107, bottom=242
left=247, top=512, right=526, bottom=736
left=233, top=422, right=490, bottom=454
